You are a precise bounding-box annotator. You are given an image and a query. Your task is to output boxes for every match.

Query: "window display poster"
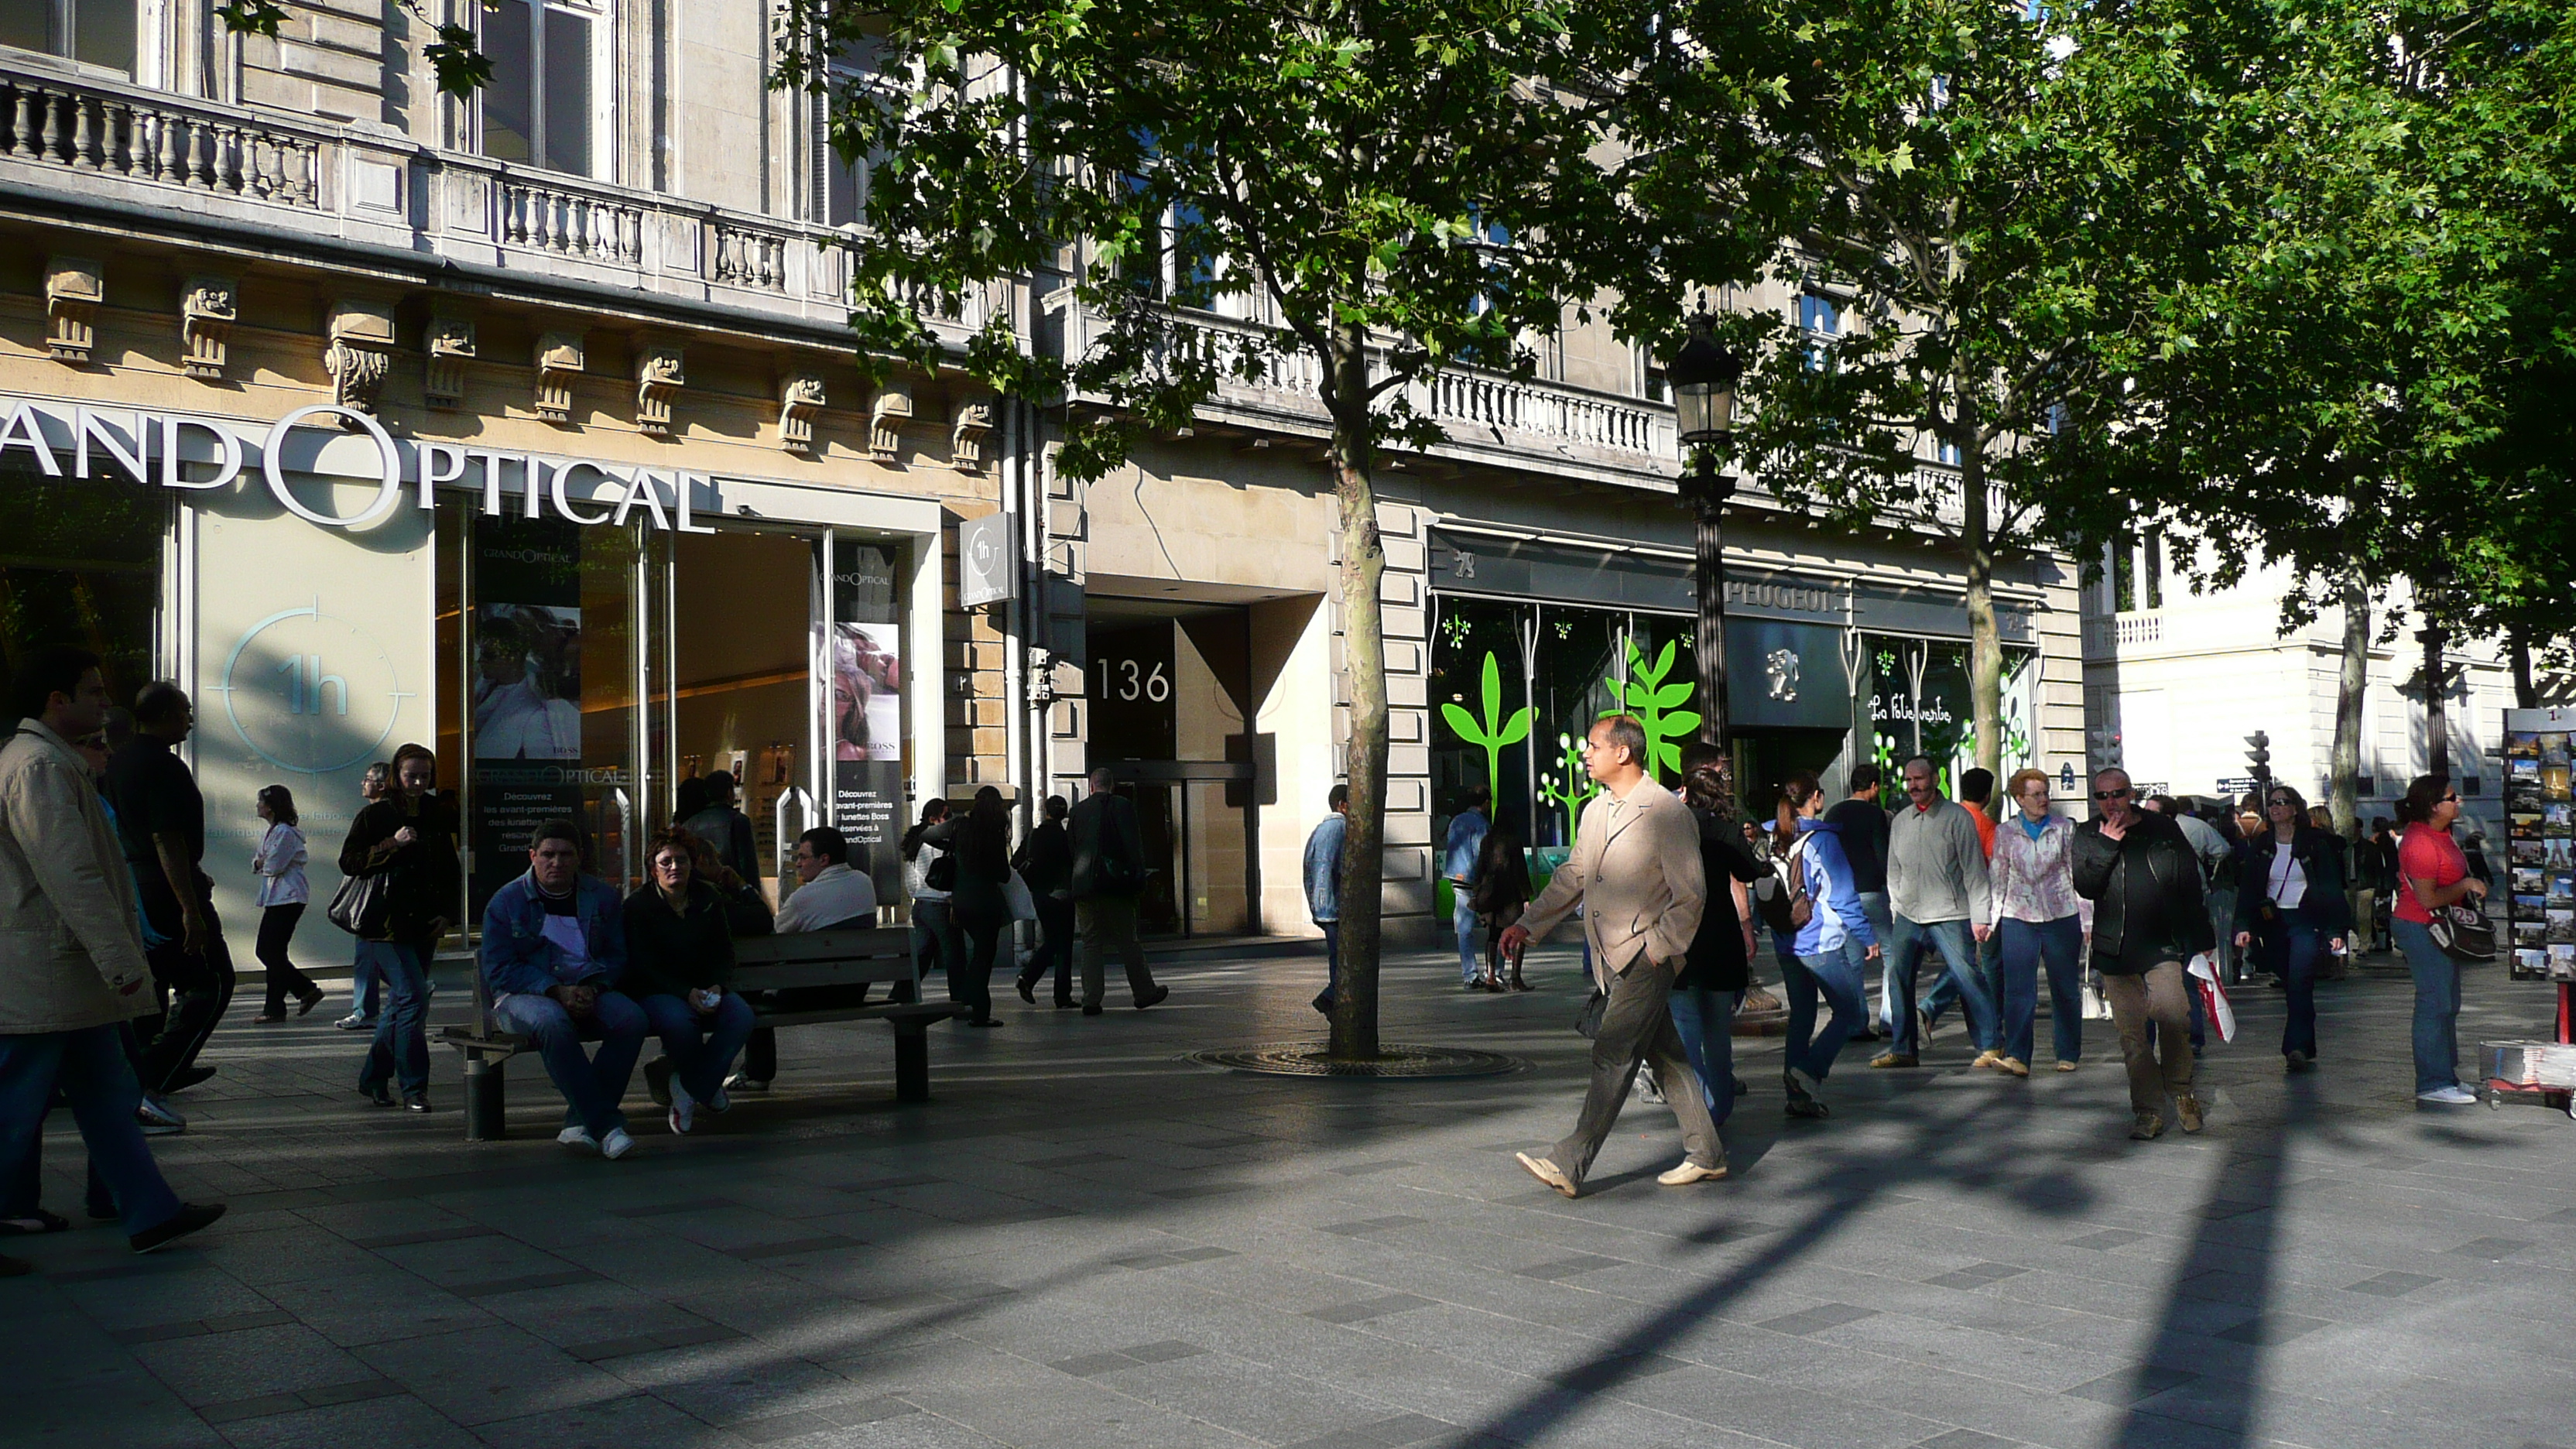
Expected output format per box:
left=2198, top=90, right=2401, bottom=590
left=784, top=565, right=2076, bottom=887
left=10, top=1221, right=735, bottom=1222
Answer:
left=471, top=517, right=587, bottom=912
left=832, top=543, right=905, bottom=905
left=2502, top=708, right=2576, bottom=981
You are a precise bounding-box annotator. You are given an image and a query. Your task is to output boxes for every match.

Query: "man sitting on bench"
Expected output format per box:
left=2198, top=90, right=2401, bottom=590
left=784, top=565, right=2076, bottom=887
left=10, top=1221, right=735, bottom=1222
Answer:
left=481, top=820, right=649, bottom=1159
left=731, top=827, right=883, bottom=1093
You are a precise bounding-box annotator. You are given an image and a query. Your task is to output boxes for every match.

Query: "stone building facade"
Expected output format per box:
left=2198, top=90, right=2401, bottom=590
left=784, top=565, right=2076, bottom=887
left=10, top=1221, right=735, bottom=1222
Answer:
left=2, top=2, right=2088, bottom=950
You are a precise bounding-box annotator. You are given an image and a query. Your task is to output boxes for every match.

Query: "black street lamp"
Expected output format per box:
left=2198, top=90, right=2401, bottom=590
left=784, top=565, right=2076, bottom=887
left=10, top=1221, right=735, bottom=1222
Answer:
left=1670, top=307, right=1742, bottom=749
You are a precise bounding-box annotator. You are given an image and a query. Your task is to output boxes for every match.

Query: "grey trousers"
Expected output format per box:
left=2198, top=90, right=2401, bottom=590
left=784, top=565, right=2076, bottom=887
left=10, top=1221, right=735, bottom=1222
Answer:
left=1550, top=957, right=1722, bottom=1180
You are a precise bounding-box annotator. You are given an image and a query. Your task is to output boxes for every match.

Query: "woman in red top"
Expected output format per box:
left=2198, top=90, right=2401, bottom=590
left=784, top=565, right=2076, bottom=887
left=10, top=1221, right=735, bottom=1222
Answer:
left=2391, top=776, right=2487, bottom=1103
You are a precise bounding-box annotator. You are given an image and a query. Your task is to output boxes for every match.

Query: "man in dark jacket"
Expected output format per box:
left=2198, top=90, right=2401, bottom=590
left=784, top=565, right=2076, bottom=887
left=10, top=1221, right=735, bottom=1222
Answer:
left=1013, top=798, right=1077, bottom=1007
left=1824, top=766, right=1893, bottom=1038
left=1069, top=769, right=1167, bottom=1015
left=2071, top=768, right=2216, bottom=1141
left=104, top=683, right=232, bottom=1094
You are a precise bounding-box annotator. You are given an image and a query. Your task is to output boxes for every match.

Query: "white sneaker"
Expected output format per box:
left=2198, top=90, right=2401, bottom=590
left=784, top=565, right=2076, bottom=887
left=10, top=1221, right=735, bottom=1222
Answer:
left=2417, top=1085, right=2478, bottom=1105
left=557, top=1125, right=599, bottom=1151
left=668, top=1075, right=695, bottom=1136
left=136, top=1094, right=186, bottom=1129
left=601, top=1128, right=635, bottom=1160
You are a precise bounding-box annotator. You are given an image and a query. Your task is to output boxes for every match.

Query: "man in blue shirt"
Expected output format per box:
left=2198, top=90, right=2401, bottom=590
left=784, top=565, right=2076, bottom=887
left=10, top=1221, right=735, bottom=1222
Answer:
left=1304, top=785, right=1348, bottom=1014
left=1443, top=785, right=1492, bottom=988
left=481, top=820, right=647, bottom=1159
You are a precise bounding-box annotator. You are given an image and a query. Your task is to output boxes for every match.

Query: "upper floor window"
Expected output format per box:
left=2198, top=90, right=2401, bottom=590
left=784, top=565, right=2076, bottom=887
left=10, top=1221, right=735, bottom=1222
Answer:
left=1798, top=291, right=1841, bottom=369
left=1936, top=438, right=1961, bottom=466
left=0, top=0, right=135, bottom=77
left=478, top=0, right=607, bottom=178
left=814, top=38, right=889, bottom=227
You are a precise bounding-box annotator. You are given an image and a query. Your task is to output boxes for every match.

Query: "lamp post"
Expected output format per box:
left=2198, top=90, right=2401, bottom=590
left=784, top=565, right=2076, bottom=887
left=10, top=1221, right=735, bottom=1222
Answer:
left=1670, top=307, right=1742, bottom=750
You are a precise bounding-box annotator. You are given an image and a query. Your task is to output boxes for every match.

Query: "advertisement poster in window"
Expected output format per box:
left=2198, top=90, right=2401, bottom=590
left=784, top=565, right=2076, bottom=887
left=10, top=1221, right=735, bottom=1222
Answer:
left=831, top=545, right=906, bottom=906
left=470, top=517, right=587, bottom=912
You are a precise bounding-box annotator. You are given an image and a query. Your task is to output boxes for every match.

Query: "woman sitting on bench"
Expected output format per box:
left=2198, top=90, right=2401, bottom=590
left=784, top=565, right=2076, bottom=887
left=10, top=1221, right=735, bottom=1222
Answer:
left=624, top=830, right=755, bottom=1136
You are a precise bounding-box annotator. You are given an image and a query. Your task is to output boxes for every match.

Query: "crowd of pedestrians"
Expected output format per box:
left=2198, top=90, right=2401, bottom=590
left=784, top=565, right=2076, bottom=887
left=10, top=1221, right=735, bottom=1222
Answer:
left=1477, top=711, right=2509, bottom=1196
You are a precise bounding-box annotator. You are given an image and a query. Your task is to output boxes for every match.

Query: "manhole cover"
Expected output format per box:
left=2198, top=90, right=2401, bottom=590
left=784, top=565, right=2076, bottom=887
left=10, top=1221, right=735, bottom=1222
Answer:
left=1184, top=1043, right=1527, bottom=1078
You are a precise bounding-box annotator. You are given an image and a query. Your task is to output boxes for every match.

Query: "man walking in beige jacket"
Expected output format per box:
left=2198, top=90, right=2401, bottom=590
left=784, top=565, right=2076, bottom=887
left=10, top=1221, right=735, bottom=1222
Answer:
left=1501, top=714, right=1723, bottom=1197
left=0, top=646, right=224, bottom=1266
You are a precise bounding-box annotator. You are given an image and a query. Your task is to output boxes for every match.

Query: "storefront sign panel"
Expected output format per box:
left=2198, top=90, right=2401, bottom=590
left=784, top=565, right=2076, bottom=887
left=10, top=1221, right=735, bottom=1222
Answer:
left=0, top=396, right=721, bottom=534
left=1724, top=619, right=1851, bottom=730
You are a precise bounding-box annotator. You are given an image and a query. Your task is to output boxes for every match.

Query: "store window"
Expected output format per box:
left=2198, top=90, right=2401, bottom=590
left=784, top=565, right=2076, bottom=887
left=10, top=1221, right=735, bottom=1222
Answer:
left=1859, top=634, right=2040, bottom=803
left=0, top=0, right=135, bottom=77
left=0, top=461, right=159, bottom=718
left=480, top=0, right=603, bottom=178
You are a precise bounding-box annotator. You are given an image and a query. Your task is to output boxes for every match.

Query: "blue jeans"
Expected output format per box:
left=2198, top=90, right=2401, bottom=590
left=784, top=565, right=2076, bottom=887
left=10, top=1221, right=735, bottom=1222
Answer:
left=1313, top=920, right=1341, bottom=1011
left=0, top=1024, right=183, bottom=1236
left=910, top=899, right=963, bottom=978
left=492, top=989, right=648, bottom=1138
left=639, top=991, right=755, bottom=1105
left=1923, top=927, right=2005, bottom=1050
left=1997, top=916, right=2084, bottom=1066
left=2206, top=886, right=2241, bottom=980
left=352, top=940, right=382, bottom=1018
left=1666, top=985, right=1736, bottom=1126
left=1788, top=939, right=1869, bottom=1083
left=1453, top=892, right=1483, bottom=982
left=2263, top=916, right=2322, bottom=1060
left=1885, top=916, right=1991, bottom=1057
left=2393, top=920, right=2463, bottom=1094
left=356, top=939, right=430, bottom=1096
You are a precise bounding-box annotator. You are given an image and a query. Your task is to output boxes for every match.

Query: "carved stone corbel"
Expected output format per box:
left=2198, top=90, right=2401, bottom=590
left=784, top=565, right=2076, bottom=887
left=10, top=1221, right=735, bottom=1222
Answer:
left=635, top=340, right=686, bottom=437
left=535, top=330, right=585, bottom=423
left=868, top=378, right=913, bottom=459
left=180, top=275, right=236, bottom=380
left=424, top=309, right=476, bottom=409
left=778, top=372, right=826, bottom=454
left=44, top=257, right=103, bottom=364
left=951, top=395, right=995, bottom=474
left=324, top=300, right=398, bottom=419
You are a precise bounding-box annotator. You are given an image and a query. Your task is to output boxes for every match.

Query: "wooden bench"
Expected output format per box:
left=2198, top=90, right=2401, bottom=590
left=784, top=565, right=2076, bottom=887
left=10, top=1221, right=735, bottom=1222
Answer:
left=437, top=925, right=965, bottom=1141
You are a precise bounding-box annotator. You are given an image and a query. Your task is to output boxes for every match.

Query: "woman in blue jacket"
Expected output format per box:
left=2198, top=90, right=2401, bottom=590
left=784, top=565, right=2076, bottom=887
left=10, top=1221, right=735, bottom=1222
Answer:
left=1778, top=770, right=1879, bottom=1118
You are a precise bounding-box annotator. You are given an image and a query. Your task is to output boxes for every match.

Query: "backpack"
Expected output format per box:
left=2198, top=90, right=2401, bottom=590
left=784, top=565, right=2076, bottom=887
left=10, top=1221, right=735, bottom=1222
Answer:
left=1753, top=834, right=1813, bottom=934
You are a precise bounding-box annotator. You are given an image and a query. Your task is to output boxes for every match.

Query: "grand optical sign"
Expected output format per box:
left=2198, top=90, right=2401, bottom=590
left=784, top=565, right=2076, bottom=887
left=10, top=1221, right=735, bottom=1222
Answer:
left=0, top=398, right=721, bottom=533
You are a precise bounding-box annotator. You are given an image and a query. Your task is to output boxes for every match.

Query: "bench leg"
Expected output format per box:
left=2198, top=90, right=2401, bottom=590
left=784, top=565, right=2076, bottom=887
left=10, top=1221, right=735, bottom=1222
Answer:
left=464, top=1050, right=507, bottom=1142
left=892, top=1023, right=930, bottom=1104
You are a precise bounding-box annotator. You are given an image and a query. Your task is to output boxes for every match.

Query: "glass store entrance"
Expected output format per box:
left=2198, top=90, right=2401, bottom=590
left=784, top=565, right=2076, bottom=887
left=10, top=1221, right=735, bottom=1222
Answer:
left=441, top=513, right=910, bottom=918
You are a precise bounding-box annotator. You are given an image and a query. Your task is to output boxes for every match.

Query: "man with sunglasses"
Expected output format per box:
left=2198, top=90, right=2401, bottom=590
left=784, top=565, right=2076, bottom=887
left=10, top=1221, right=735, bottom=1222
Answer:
left=2071, top=768, right=2217, bottom=1139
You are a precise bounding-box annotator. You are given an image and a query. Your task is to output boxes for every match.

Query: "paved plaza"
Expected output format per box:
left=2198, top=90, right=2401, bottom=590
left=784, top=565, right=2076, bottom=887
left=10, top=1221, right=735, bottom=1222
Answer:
left=8, top=942, right=2574, bottom=1449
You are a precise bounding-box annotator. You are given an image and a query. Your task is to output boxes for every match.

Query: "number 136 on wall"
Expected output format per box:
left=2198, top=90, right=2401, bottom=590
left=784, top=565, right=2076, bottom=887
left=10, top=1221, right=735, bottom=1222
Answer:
left=1094, top=658, right=1170, bottom=704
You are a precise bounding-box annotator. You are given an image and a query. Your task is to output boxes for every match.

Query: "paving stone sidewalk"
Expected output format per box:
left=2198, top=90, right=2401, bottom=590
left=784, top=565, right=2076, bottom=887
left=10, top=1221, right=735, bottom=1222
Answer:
left=8, top=943, right=2574, bottom=1449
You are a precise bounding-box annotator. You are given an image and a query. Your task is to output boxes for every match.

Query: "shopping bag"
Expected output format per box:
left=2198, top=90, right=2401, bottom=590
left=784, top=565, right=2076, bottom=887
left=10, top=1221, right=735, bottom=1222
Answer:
left=1002, top=869, right=1039, bottom=923
left=2185, top=951, right=2236, bottom=1044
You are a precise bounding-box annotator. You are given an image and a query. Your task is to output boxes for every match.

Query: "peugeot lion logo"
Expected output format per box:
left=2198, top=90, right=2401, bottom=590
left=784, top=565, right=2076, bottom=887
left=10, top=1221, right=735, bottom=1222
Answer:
left=1764, top=648, right=1800, bottom=703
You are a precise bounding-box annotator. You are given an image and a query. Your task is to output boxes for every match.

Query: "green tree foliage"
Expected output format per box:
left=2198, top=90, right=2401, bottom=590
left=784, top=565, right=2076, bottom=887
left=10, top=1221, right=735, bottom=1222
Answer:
left=773, top=0, right=1699, bottom=1059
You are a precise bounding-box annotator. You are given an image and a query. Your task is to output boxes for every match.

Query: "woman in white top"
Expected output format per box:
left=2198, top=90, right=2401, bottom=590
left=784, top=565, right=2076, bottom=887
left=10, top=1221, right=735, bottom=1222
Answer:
left=250, top=785, right=327, bottom=1021
left=2231, top=785, right=2349, bottom=1071
left=899, top=799, right=964, bottom=981
left=1990, top=768, right=2083, bottom=1076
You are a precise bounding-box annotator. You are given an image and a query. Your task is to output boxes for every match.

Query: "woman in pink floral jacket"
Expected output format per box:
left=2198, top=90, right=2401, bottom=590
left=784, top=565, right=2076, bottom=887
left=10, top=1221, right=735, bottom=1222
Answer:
left=1991, top=768, right=2084, bottom=1075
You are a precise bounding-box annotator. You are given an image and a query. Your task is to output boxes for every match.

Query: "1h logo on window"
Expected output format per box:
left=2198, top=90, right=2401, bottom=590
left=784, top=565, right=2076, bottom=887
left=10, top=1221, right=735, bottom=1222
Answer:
left=1452, top=551, right=1478, bottom=580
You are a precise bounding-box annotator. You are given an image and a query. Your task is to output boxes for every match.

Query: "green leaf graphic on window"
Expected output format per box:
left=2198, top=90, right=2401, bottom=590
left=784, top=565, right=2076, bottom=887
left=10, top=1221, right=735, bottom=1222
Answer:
left=1438, top=650, right=1532, bottom=794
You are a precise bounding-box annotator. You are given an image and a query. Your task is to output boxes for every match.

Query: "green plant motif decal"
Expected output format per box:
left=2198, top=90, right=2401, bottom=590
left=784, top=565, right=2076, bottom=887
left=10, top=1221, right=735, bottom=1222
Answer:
left=1599, top=638, right=1701, bottom=781
left=1540, top=731, right=1599, bottom=841
left=1438, top=651, right=1532, bottom=794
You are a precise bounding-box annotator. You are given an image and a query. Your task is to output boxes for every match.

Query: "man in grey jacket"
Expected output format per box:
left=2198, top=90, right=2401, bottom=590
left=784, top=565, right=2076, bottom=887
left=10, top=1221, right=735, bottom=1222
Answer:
left=1875, top=755, right=1996, bottom=1068
left=0, top=646, right=224, bottom=1262
left=1502, top=715, right=1724, bottom=1197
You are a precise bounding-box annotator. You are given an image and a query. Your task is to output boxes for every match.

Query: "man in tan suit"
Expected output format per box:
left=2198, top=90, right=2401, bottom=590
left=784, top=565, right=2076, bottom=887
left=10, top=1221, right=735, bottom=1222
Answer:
left=1500, top=714, right=1722, bottom=1197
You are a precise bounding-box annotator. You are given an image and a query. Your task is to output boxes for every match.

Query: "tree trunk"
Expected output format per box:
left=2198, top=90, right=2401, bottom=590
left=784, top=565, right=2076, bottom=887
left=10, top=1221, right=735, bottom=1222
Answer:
left=2511, top=625, right=2537, bottom=711
left=2329, top=573, right=2369, bottom=838
left=1957, top=401, right=2003, bottom=779
left=1324, top=321, right=1388, bottom=1062
left=2420, top=614, right=2450, bottom=783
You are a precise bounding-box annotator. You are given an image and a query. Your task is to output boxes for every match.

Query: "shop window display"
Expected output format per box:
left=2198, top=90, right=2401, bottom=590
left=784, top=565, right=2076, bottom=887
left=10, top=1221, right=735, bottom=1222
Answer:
left=0, top=461, right=159, bottom=711
left=1858, top=635, right=2039, bottom=804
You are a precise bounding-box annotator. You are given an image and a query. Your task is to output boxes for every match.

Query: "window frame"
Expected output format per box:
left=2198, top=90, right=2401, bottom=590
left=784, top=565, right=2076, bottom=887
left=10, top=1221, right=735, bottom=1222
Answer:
left=468, top=0, right=615, bottom=181
left=0, top=0, right=141, bottom=80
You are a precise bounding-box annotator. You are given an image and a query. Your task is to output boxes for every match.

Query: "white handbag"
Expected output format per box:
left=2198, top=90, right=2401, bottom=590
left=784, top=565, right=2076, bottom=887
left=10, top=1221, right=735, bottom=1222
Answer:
left=1002, top=869, right=1040, bottom=923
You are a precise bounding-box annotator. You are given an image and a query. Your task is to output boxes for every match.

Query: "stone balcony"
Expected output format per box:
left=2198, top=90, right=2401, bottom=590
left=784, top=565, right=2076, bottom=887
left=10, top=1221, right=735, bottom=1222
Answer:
left=0, top=61, right=987, bottom=350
